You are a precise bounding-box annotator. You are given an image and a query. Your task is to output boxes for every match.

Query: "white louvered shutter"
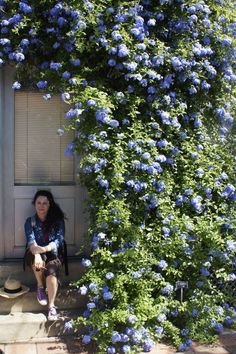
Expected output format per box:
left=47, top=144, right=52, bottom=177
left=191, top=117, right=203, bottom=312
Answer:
left=14, top=92, right=74, bottom=185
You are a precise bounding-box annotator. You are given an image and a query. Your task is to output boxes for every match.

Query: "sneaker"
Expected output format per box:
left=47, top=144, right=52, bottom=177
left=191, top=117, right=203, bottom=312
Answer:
left=37, top=286, right=47, bottom=306
left=48, top=306, right=58, bottom=321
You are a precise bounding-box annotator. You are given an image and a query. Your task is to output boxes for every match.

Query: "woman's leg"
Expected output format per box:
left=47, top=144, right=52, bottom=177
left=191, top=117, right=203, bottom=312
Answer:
left=26, top=249, right=44, bottom=287
left=44, top=257, right=61, bottom=320
left=25, top=249, right=47, bottom=305
left=32, top=267, right=48, bottom=306
left=32, top=268, right=44, bottom=288
left=46, top=274, right=58, bottom=308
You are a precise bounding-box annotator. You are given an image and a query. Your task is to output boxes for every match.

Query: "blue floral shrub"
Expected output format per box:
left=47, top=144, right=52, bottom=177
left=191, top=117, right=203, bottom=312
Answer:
left=0, top=0, right=236, bottom=352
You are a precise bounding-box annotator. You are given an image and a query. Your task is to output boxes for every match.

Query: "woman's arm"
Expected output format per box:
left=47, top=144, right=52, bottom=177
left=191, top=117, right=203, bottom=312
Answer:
left=25, top=217, right=38, bottom=247
left=48, top=219, right=65, bottom=254
left=30, top=244, right=49, bottom=254
left=25, top=217, right=47, bottom=254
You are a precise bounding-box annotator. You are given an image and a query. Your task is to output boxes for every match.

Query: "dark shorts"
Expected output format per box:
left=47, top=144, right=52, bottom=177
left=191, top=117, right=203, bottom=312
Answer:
left=24, top=249, right=61, bottom=278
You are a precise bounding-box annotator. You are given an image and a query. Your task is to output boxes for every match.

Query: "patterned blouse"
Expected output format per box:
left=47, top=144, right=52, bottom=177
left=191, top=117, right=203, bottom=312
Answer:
left=24, top=214, right=65, bottom=256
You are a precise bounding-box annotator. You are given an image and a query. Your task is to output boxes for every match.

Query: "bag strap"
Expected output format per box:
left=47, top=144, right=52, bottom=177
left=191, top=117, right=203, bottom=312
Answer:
left=63, top=240, right=69, bottom=276
left=23, top=249, right=27, bottom=271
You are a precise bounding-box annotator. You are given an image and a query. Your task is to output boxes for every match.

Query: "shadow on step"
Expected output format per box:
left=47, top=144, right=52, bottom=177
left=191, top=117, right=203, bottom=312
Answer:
left=44, top=336, right=96, bottom=354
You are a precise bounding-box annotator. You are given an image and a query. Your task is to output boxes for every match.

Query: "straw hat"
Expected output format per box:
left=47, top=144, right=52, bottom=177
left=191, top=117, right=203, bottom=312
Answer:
left=0, top=278, right=29, bottom=299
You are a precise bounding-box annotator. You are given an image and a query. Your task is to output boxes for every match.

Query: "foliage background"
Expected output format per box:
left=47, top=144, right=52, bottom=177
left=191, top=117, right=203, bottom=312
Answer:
left=1, top=0, right=236, bottom=352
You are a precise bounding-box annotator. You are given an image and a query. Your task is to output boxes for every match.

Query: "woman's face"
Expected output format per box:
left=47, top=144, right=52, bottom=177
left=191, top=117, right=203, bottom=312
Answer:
left=35, top=196, right=50, bottom=221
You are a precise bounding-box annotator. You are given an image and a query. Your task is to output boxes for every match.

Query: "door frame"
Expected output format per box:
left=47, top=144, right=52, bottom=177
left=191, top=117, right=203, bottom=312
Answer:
left=2, top=66, right=15, bottom=259
left=1, top=66, right=88, bottom=259
left=0, top=68, right=6, bottom=260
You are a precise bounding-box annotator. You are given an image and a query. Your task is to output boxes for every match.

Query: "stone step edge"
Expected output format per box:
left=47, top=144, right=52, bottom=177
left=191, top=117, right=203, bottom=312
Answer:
left=0, top=336, right=77, bottom=344
left=0, top=310, right=80, bottom=322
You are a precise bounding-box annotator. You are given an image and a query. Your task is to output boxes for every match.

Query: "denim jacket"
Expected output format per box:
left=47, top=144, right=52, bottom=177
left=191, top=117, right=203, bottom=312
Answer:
left=24, top=214, right=65, bottom=256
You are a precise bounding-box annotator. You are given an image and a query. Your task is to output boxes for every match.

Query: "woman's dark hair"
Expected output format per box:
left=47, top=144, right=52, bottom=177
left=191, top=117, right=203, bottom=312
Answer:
left=32, top=190, right=65, bottom=231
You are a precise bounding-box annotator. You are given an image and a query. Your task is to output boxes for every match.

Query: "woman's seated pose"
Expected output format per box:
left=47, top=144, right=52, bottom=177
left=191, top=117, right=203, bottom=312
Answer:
left=24, top=190, right=65, bottom=321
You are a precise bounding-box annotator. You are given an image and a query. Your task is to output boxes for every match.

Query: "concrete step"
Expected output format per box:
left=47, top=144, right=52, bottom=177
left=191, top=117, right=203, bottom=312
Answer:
left=0, top=287, right=86, bottom=315
left=0, top=310, right=81, bottom=343
left=0, top=336, right=175, bottom=354
left=0, top=258, right=84, bottom=287
left=0, top=259, right=87, bottom=343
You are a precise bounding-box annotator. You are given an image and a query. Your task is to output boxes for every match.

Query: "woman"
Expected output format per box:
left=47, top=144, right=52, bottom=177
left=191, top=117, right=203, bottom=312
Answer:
left=24, top=190, right=65, bottom=321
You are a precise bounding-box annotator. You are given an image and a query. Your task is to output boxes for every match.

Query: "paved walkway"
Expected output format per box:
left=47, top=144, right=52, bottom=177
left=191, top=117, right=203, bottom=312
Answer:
left=0, top=329, right=236, bottom=354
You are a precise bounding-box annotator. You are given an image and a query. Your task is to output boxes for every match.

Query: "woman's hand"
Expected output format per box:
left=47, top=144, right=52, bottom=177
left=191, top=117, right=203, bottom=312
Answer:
left=34, top=254, right=45, bottom=271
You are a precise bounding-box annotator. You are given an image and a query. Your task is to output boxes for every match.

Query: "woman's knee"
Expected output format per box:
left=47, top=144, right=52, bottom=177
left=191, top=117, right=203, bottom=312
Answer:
left=44, top=264, right=60, bottom=278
